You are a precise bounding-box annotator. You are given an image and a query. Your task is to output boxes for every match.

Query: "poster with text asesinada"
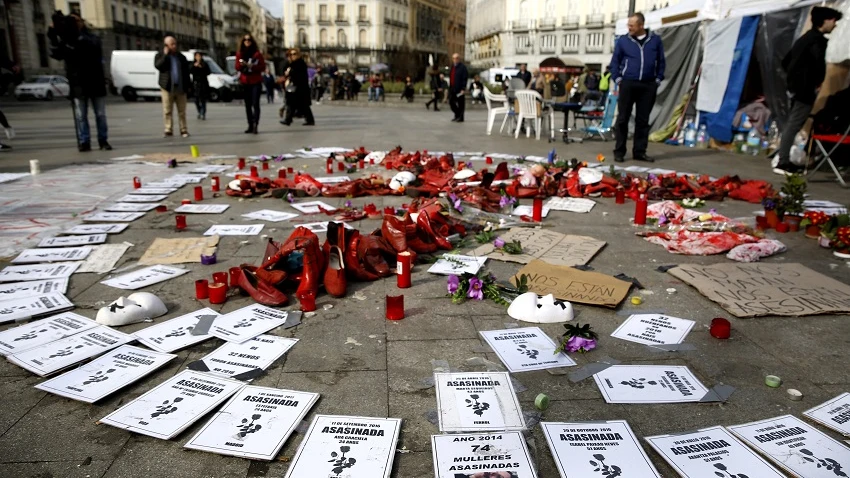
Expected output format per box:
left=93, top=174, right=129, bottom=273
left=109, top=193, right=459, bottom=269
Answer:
left=593, top=365, right=709, bottom=404
left=0, top=311, right=95, bottom=356
left=431, top=432, right=536, bottom=478
left=435, top=372, right=525, bottom=433
left=804, top=393, right=850, bottom=437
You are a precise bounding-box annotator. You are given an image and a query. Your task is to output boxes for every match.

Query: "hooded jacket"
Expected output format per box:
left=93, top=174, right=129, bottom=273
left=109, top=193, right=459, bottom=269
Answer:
left=609, top=30, right=666, bottom=85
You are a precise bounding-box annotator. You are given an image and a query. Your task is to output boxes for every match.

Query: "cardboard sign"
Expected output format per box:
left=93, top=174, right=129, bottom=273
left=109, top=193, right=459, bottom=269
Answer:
left=203, top=225, right=264, bottom=236
left=189, top=335, right=298, bottom=379
left=0, top=263, right=80, bottom=282
left=64, top=223, right=129, bottom=234
left=646, top=426, right=785, bottom=478
left=289, top=201, right=337, bottom=214
left=480, top=327, right=576, bottom=372
left=611, top=314, right=695, bottom=346
left=11, top=247, right=92, bottom=264
left=82, top=212, right=145, bottom=222
left=209, top=304, right=289, bottom=344
left=7, top=325, right=134, bottom=376
left=185, top=386, right=319, bottom=460
left=76, top=243, right=132, bottom=273
left=133, top=308, right=220, bottom=353
left=138, top=237, right=219, bottom=265
left=514, top=260, right=630, bottom=308
left=115, top=194, right=169, bottom=202
left=545, top=197, right=597, bottom=213
left=668, top=263, right=850, bottom=318
left=100, top=265, right=189, bottom=290
left=427, top=254, right=487, bottom=276
left=805, top=393, right=850, bottom=437
left=35, top=345, right=176, bottom=403
left=593, top=365, right=709, bottom=404
left=99, top=370, right=244, bottom=440
left=431, top=432, right=537, bottom=478
left=729, top=415, right=850, bottom=478
left=38, top=234, right=107, bottom=248
left=435, top=372, right=525, bottom=432
left=174, top=204, right=230, bottom=214
left=0, top=292, right=74, bottom=324
left=131, top=188, right=178, bottom=195
left=472, top=229, right=605, bottom=267
left=0, top=278, right=68, bottom=301
left=241, top=210, right=299, bottom=222
left=542, top=420, right=661, bottom=478
left=0, top=311, right=96, bottom=356
left=284, top=415, right=401, bottom=478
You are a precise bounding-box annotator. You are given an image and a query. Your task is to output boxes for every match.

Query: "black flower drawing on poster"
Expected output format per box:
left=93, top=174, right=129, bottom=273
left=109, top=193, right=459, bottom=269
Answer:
left=465, top=394, right=491, bottom=417
left=48, top=344, right=85, bottom=358
left=108, top=301, right=142, bottom=313
left=14, top=329, right=48, bottom=341
left=589, top=453, right=622, bottom=477
left=150, top=397, right=183, bottom=418
left=164, top=326, right=193, bottom=338
left=235, top=413, right=262, bottom=438
left=82, top=368, right=116, bottom=385
left=620, top=378, right=658, bottom=389
left=328, top=446, right=357, bottom=475
left=798, top=448, right=848, bottom=477
left=712, top=462, right=750, bottom=478
left=234, top=318, right=256, bottom=329
left=517, top=344, right=539, bottom=360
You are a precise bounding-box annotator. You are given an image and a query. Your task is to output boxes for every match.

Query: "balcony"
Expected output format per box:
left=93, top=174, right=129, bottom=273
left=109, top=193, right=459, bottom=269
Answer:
left=612, top=11, right=628, bottom=23
left=585, top=44, right=604, bottom=53
left=384, top=18, right=408, bottom=28
left=336, top=16, right=349, bottom=24
left=538, top=18, right=556, bottom=30
left=561, top=16, right=579, bottom=29
left=225, top=10, right=249, bottom=20
left=515, top=45, right=531, bottom=55
left=317, top=15, right=332, bottom=25
left=295, top=16, right=309, bottom=25
left=510, top=19, right=534, bottom=31
left=586, top=13, right=604, bottom=28
left=562, top=44, right=579, bottom=54
left=357, top=16, right=371, bottom=25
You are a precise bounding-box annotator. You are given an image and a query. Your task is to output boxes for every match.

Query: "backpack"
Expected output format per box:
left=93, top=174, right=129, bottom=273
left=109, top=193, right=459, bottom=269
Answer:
left=585, top=73, right=600, bottom=91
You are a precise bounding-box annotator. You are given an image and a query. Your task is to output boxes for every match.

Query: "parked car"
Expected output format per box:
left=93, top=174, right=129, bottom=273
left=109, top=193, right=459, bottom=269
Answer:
left=14, top=75, right=70, bottom=100
left=110, top=50, right=234, bottom=102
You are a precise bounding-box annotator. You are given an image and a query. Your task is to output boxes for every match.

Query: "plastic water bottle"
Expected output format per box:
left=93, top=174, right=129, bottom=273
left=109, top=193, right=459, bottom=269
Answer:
left=684, top=122, right=697, bottom=148
left=696, top=124, right=708, bottom=149
left=746, top=128, right=761, bottom=156
left=734, top=133, right=746, bottom=153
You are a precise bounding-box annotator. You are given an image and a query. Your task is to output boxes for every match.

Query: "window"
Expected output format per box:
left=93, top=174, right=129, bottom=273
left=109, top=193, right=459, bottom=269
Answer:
left=298, top=28, right=308, bottom=45
left=68, top=1, right=81, bottom=15
left=153, top=16, right=157, bottom=29
left=319, top=28, right=327, bottom=46
left=123, top=8, right=128, bottom=23
left=338, top=29, right=346, bottom=46
left=36, top=34, right=48, bottom=67
left=358, top=5, right=367, bottom=20
left=337, top=4, right=345, bottom=19
left=540, top=34, right=556, bottom=52
left=586, top=32, right=604, bottom=52
left=515, top=34, right=531, bottom=50
left=359, top=28, right=367, bottom=46
left=133, top=11, right=138, bottom=25
left=319, top=4, right=327, bottom=19
left=545, top=0, right=556, bottom=18
left=144, top=13, right=148, bottom=27
left=115, top=35, right=121, bottom=49
left=563, top=33, right=579, bottom=52
left=296, top=3, right=305, bottom=19
left=111, top=5, right=116, bottom=22
left=519, top=0, right=529, bottom=21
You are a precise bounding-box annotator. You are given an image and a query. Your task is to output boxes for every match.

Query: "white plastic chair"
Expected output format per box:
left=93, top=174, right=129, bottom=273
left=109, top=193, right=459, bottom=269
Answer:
left=484, top=87, right=510, bottom=136
left=514, top=90, right=554, bottom=141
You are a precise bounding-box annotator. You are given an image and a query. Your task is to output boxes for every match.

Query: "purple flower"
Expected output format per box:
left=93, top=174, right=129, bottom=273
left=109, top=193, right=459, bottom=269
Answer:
left=658, top=215, right=668, bottom=225
left=345, top=200, right=353, bottom=208
left=286, top=193, right=294, bottom=203
left=274, top=155, right=284, bottom=162
left=566, top=336, right=597, bottom=353
left=467, top=277, right=484, bottom=300
left=499, top=195, right=516, bottom=208
left=709, top=208, right=717, bottom=214
left=494, top=237, right=506, bottom=248
left=448, top=193, right=463, bottom=212
left=466, top=161, right=473, bottom=169
left=260, top=155, right=269, bottom=161
left=447, top=275, right=460, bottom=294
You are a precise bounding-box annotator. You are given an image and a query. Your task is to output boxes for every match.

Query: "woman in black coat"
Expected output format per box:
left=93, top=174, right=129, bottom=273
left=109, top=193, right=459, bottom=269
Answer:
left=190, top=52, right=210, bottom=120
left=280, top=48, right=314, bottom=126
left=425, top=68, right=442, bottom=111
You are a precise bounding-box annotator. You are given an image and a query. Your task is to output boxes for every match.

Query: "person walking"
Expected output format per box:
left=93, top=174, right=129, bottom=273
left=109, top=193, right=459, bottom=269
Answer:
left=235, top=34, right=265, bottom=134
left=190, top=52, right=210, bottom=120
left=449, top=53, right=468, bottom=123
left=0, top=54, right=18, bottom=151
left=311, top=67, right=325, bottom=104
left=154, top=36, right=191, bottom=137
left=425, top=68, right=442, bottom=111
left=774, top=6, right=842, bottom=175
left=517, top=63, right=531, bottom=87
left=263, top=68, right=276, bottom=104
left=610, top=12, right=666, bottom=163
left=599, top=66, right=612, bottom=103
left=280, top=48, right=314, bottom=126
left=48, top=12, right=111, bottom=151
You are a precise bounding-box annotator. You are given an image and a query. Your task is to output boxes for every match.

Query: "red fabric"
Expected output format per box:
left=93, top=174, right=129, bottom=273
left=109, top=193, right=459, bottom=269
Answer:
left=235, top=51, right=265, bottom=85
left=450, top=66, right=456, bottom=88
left=813, top=133, right=850, bottom=144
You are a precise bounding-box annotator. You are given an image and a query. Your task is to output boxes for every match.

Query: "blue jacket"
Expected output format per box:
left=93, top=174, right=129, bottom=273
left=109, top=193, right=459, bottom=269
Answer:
left=609, top=30, right=666, bottom=84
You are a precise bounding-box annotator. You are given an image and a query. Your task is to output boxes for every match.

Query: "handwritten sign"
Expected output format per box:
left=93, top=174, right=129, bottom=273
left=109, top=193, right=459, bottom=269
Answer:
left=514, top=260, right=630, bottom=308
left=668, top=263, right=850, bottom=317
left=472, top=229, right=605, bottom=267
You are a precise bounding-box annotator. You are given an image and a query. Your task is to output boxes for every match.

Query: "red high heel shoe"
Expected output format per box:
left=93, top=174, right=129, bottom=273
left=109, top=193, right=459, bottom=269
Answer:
left=417, top=212, right=452, bottom=250
left=323, top=246, right=347, bottom=297
left=234, top=265, right=289, bottom=306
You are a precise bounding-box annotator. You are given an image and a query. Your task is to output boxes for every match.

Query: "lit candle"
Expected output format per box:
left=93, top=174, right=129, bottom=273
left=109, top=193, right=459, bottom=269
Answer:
left=195, top=279, right=209, bottom=300
left=532, top=198, right=543, bottom=222
left=615, top=188, right=625, bottom=204
left=237, top=157, right=246, bottom=169
left=194, top=185, right=203, bottom=201
left=175, top=214, right=187, bottom=230
left=250, top=165, right=259, bottom=177
left=208, top=282, right=227, bottom=304
left=211, top=176, right=220, bottom=192
left=212, top=271, right=228, bottom=288
left=634, top=194, right=647, bottom=225
left=133, top=177, right=141, bottom=189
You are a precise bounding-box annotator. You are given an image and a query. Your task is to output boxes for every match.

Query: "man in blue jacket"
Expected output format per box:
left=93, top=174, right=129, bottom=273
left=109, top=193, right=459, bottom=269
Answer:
left=449, top=53, right=468, bottom=122
left=609, top=12, right=665, bottom=162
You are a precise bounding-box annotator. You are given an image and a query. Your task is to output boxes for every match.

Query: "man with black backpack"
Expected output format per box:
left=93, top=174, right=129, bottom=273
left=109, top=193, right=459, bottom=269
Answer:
left=584, top=69, right=601, bottom=105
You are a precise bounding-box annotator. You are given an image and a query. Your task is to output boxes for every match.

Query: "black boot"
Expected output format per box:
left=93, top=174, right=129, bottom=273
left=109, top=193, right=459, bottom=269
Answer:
left=78, top=142, right=91, bottom=152
left=244, top=124, right=254, bottom=134
left=98, top=140, right=112, bottom=151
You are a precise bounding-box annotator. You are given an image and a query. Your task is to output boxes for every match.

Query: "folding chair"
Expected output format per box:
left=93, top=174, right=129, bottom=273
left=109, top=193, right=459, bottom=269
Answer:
left=483, top=87, right=510, bottom=136
left=583, top=94, right=618, bottom=141
left=514, top=90, right=555, bottom=141
left=808, top=123, right=850, bottom=187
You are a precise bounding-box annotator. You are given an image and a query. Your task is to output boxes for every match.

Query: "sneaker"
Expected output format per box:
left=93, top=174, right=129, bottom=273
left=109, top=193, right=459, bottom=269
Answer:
left=163, top=131, right=173, bottom=137
left=4, top=128, right=14, bottom=140
left=773, top=163, right=801, bottom=176
left=181, top=132, right=190, bottom=138
left=0, top=143, right=11, bottom=151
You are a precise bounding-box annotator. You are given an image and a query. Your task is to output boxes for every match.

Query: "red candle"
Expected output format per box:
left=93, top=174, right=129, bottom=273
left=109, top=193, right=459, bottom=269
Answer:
left=397, top=251, right=412, bottom=288
left=133, top=177, right=141, bottom=189
left=175, top=214, right=187, bottom=230
left=326, top=163, right=333, bottom=174
left=359, top=159, right=365, bottom=169
left=532, top=198, right=543, bottom=222
left=337, top=161, right=345, bottom=171
left=250, top=165, right=259, bottom=177
left=278, top=169, right=287, bottom=179
left=238, top=157, right=246, bottom=169
left=211, top=176, right=220, bottom=192
left=156, top=205, right=167, bottom=213
left=212, top=271, right=228, bottom=288
left=298, top=290, right=316, bottom=312
left=775, top=222, right=789, bottom=233
left=287, top=167, right=294, bottom=173
left=208, top=282, right=227, bottom=304
left=386, top=295, right=405, bottom=320
left=710, top=318, right=731, bottom=339
left=370, top=158, right=375, bottom=165
left=181, top=199, right=192, bottom=205
left=634, top=194, right=648, bottom=225
left=229, top=267, right=241, bottom=289
left=385, top=160, right=393, bottom=170
left=615, top=188, right=625, bottom=204
left=485, top=156, right=493, bottom=164
left=195, top=279, right=209, bottom=299
left=194, top=185, right=203, bottom=201
left=262, top=161, right=269, bottom=170
left=326, top=157, right=333, bottom=167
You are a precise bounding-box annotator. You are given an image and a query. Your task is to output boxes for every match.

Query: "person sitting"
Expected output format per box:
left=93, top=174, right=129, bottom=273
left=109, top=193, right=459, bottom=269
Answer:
left=470, top=75, right=484, bottom=104
left=368, top=74, right=384, bottom=101
left=400, top=76, right=415, bottom=102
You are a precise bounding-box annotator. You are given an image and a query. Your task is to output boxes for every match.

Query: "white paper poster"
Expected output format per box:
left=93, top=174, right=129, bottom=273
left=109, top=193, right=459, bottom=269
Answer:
left=190, top=165, right=232, bottom=173
left=314, top=176, right=351, bottom=184
left=0, top=263, right=80, bottom=282
left=805, top=393, right=850, bottom=437
left=190, top=335, right=297, bottom=379
left=203, top=225, right=264, bottom=236
left=545, top=197, right=596, bottom=213
left=174, top=204, right=230, bottom=214
left=116, top=194, right=169, bottom=203
left=82, top=212, right=145, bottom=222
left=645, top=426, right=785, bottom=478
left=296, top=221, right=353, bottom=234
left=0, top=293, right=74, bottom=324
left=593, top=365, right=709, bottom=404
left=104, top=202, right=161, bottom=212
left=480, top=327, right=576, bottom=372
left=75, top=243, right=132, bottom=274
left=209, top=304, right=289, bottom=344
left=284, top=415, right=401, bottom=478
left=164, top=174, right=205, bottom=183
left=431, top=432, right=537, bottom=478
left=133, top=188, right=179, bottom=195
left=185, top=386, right=319, bottom=460
left=0, top=311, right=96, bottom=356
left=428, top=254, right=488, bottom=276
left=35, top=345, right=176, bottom=403
left=289, top=201, right=337, bottom=214
left=133, top=308, right=220, bottom=353
left=542, top=420, right=661, bottom=478
left=64, top=223, right=129, bottom=235
left=7, top=325, right=134, bottom=376
left=11, top=247, right=92, bottom=264
left=38, top=235, right=107, bottom=248
left=241, top=210, right=299, bottom=222
left=99, top=370, right=244, bottom=440
left=0, top=278, right=68, bottom=301
left=145, top=181, right=188, bottom=188
left=435, top=372, right=525, bottom=432
left=611, top=314, right=696, bottom=346
left=729, top=415, right=850, bottom=478
left=512, top=204, right=552, bottom=218
left=100, top=265, right=189, bottom=290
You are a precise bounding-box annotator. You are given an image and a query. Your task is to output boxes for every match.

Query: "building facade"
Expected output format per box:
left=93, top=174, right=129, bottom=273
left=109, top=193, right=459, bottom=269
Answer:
left=466, top=0, right=677, bottom=72
left=1, top=0, right=62, bottom=76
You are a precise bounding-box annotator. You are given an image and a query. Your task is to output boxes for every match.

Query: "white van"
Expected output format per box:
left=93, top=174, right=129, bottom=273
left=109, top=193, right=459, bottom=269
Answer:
left=110, top=50, right=234, bottom=102
left=480, top=67, right=520, bottom=87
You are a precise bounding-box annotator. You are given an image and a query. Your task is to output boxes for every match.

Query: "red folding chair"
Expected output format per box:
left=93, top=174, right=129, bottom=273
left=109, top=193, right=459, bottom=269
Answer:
left=807, top=123, right=850, bottom=187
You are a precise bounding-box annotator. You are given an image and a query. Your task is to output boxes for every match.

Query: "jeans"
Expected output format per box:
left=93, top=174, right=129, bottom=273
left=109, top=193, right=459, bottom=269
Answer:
left=777, top=97, right=813, bottom=166
left=74, top=96, right=108, bottom=144
left=244, top=83, right=262, bottom=125
left=368, top=86, right=383, bottom=101
left=614, top=80, right=657, bottom=157
left=194, top=93, right=206, bottom=117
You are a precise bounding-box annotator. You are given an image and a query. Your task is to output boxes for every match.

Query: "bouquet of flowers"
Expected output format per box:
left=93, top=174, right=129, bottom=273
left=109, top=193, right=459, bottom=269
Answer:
left=835, top=226, right=850, bottom=249
left=800, top=210, right=829, bottom=228
left=447, top=270, right=510, bottom=306
left=554, top=323, right=598, bottom=354
left=493, top=237, right=522, bottom=254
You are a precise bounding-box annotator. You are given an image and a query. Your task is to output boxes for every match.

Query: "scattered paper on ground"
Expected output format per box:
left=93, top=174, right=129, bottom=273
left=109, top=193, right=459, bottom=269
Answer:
left=545, top=197, right=596, bottom=213
left=472, top=228, right=605, bottom=267
left=203, top=225, right=264, bottom=236
left=76, top=243, right=133, bottom=273
left=427, top=254, right=487, bottom=275
left=139, top=236, right=219, bottom=265
left=611, top=314, right=695, bottom=346
left=514, top=260, right=630, bottom=308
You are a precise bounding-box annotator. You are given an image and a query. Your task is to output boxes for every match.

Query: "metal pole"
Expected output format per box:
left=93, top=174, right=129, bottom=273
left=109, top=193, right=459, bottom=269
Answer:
left=207, top=0, right=216, bottom=60
left=628, top=0, right=636, bottom=16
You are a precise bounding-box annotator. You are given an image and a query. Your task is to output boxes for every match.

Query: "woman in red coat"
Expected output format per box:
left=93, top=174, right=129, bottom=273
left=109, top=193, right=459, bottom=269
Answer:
left=235, top=33, right=265, bottom=134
